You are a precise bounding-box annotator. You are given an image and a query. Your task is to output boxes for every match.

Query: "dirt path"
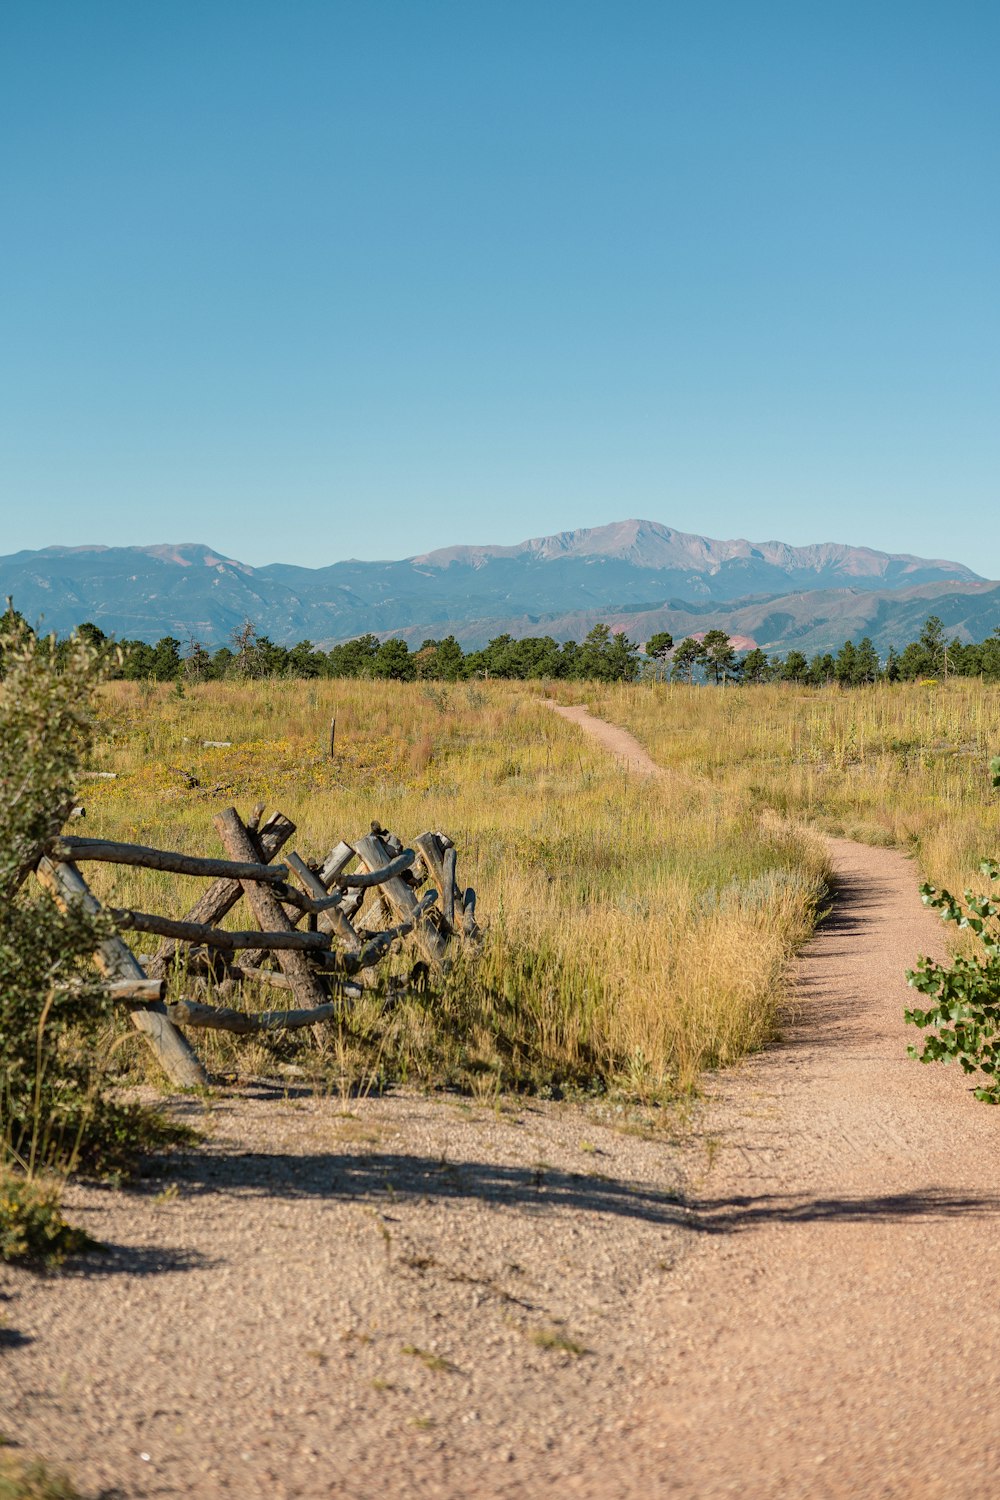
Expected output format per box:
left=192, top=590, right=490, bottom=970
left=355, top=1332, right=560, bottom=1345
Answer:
left=548, top=702, right=667, bottom=778
left=548, top=701, right=1000, bottom=1497
left=4, top=709, right=1000, bottom=1498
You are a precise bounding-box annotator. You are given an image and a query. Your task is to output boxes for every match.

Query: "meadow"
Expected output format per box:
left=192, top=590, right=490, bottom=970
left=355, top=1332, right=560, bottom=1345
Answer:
left=563, top=678, right=1000, bottom=906
left=79, top=678, right=829, bottom=1100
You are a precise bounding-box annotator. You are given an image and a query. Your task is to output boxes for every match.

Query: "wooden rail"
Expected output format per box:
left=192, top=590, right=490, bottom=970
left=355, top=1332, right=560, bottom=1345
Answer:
left=35, top=856, right=207, bottom=1088
left=29, top=804, right=482, bottom=1067
left=58, top=836, right=289, bottom=883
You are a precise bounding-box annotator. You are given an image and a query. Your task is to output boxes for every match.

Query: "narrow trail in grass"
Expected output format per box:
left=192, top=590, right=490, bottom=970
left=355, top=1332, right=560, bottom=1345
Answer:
left=549, top=699, right=1000, bottom=1498
left=5, top=706, right=1000, bottom=1500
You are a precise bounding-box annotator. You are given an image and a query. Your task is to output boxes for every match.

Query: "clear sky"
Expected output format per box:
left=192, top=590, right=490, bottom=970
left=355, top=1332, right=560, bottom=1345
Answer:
left=1, top=1, right=997, bottom=573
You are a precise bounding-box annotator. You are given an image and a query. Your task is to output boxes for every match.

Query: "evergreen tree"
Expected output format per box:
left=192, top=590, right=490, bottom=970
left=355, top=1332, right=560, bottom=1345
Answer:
left=287, top=640, right=324, bottom=678
left=120, top=640, right=156, bottom=679
left=372, top=639, right=414, bottom=681
left=509, top=636, right=563, bottom=678
left=671, top=637, right=705, bottom=683
left=944, top=637, right=966, bottom=678
left=606, top=631, right=641, bottom=682
left=255, top=636, right=290, bottom=676
left=75, top=622, right=107, bottom=651
left=558, top=640, right=581, bottom=677
left=466, top=634, right=515, bottom=678
left=645, top=631, right=674, bottom=681
left=854, top=637, right=880, bottom=684
left=151, top=637, right=182, bottom=681
left=431, top=636, right=466, bottom=681
left=783, top=650, right=809, bottom=684
left=578, top=624, right=614, bottom=680
left=834, top=640, right=858, bottom=685
left=701, top=629, right=737, bottom=684
left=884, top=645, right=900, bottom=682
left=981, top=631, right=1000, bottom=682
left=806, top=652, right=835, bottom=685
left=327, top=634, right=380, bottom=677
left=897, top=640, right=929, bottom=680
left=209, top=646, right=234, bottom=678
left=741, top=648, right=769, bottom=684
left=918, top=615, right=946, bottom=676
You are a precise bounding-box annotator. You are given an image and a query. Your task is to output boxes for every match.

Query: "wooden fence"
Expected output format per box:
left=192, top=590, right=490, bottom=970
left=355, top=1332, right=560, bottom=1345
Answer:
left=32, top=805, right=481, bottom=1088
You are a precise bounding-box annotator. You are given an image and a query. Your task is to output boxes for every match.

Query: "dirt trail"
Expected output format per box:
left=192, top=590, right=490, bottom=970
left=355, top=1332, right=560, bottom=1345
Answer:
left=549, top=700, right=1000, bottom=1497
left=4, top=708, right=1000, bottom=1498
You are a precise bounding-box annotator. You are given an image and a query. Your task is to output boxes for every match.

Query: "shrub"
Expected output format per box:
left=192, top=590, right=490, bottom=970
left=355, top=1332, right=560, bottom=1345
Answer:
left=0, top=619, right=116, bottom=1170
left=0, top=617, right=186, bottom=1177
left=0, top=1169, right=96, bottom=1267
left=904, top=757, right=1000, bottom=1102
left=0, top=1454, right=83, bottom=1500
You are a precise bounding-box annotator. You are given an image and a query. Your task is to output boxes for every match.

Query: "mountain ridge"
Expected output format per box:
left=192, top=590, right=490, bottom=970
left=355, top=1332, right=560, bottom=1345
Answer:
left=0, top=519, right=990, bottom=656
left=382, top=579, right=1000, bottom=658
left=410, top=518, right=971, bottom=581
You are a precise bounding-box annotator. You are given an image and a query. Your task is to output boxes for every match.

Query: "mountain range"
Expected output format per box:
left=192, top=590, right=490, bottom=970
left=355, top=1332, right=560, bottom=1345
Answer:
left=2, top=519, right=997, bottom=656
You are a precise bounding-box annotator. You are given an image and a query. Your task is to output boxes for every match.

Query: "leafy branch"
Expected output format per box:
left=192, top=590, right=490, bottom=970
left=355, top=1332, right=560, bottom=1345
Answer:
left=904, top=756, right=1000, bottom=1101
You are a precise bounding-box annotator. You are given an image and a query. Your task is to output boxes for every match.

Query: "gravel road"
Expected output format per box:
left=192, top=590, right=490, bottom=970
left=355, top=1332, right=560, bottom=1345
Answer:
left=2, top=707, right=998, bottom=1497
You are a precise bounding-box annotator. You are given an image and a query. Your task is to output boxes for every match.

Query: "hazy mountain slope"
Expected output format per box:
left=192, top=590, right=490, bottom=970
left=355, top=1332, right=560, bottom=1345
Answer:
left=411, top=518, right=975, bottom=591
left=0, top=521, right=985, bottom=651
left=379, top=581, right=1000, bottom=657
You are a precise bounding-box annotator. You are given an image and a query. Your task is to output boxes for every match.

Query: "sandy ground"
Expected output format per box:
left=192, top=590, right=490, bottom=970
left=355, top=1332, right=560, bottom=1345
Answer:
left=3, top=706, right=999, bottom=1497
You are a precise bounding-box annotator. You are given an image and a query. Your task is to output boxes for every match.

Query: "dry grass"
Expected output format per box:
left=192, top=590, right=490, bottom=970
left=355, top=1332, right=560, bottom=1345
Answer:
left=564, top=678, right=1000, bottom=913
left=77, top=679, right=829, bottom=1099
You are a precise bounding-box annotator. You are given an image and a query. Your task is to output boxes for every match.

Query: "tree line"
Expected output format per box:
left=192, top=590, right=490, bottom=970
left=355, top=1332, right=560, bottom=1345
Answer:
left=3, top=602, right=1000, bottom=685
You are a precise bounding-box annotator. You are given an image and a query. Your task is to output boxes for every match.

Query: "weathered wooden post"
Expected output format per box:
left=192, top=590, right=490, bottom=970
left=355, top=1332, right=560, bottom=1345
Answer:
left=352, top=833, right=449, bottom=968
left=148, top=812, right=296, bottom=977
left=214, top=807, right=329, bottom=1009
left=35, top=856, right=207, bottom=1088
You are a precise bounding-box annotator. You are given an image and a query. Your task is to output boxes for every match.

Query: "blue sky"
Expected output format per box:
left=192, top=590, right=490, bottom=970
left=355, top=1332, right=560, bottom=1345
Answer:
left=1, top=1, right=998, bottom=573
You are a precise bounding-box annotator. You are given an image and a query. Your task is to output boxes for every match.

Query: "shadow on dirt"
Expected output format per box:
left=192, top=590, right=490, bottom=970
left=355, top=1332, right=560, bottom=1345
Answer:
left=55, top=1242, right=220, bottom=1278
left=43, top=1151, right=1000, bottom=1279
left=129, top=1148, right=1000, bottom=1239
left=0, top=1325, right=33, bottom=1348
left=688, top=1186, right=1000, bottom=1230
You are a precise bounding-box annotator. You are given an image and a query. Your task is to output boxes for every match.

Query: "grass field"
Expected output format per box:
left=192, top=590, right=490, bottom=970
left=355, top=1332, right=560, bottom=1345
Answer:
left=557, top=678, right=1000, bottom=912
left=79, top=679, right=829, bottom=1100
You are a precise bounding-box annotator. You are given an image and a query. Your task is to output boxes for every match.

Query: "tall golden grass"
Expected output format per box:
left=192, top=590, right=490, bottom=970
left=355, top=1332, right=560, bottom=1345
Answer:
left=566, top=678, right=1000, bottom=906
left=79, top=678, right=829, bottom=1098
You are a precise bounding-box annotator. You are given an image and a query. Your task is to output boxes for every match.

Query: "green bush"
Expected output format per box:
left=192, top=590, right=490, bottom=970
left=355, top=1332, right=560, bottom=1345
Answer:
left=0, top=616, right=115, bottom=1170
left=0, top=1170, right=96, bottom=1267
left=0, top=613, right=188, bottom=1177
left=904, top=757, right=1000, bottom=1102
left=0, top=1454, right=83, bottom=1500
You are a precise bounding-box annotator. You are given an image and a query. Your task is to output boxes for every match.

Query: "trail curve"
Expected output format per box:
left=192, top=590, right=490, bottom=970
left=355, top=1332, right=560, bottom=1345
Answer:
left=549, top=699, right=1000, bottom=1499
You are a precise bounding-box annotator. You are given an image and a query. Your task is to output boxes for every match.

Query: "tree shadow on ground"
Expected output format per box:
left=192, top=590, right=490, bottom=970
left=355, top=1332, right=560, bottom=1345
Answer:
left=45, top=1242, right=219, bottom=1279
left=43, top=1151, right=1000, bottom=1280
left=146, top=1146, right=1000, bottom=1236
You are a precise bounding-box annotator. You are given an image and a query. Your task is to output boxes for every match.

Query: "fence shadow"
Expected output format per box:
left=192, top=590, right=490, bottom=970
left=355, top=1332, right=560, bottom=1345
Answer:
left=37, top=1151, right=999, bottom=1283
left=149, top=1147, right=1000, bottom=1236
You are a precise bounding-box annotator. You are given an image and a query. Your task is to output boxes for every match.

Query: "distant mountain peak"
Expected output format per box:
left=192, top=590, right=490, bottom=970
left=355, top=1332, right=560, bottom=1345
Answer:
left=0, top=519, right=986, bottom=652
left=410, top=519, right=980, bottom=582
left=137, top=543, right=254, bottom=572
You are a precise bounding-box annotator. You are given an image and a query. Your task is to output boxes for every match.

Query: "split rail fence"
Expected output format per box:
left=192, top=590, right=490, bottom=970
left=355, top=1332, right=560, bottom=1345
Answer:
left=31, top=805, right=481, bottom=1087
